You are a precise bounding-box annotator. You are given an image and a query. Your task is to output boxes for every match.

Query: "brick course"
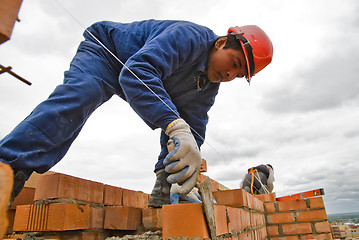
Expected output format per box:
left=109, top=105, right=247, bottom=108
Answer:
left=13, top=202, right=104, bottom=231
left=34, top=173, right=104, bottom=204
left=5, top=170, right=333, bottom=240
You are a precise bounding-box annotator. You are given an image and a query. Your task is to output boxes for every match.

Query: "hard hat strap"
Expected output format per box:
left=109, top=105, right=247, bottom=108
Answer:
left=235, top=34, right=255, bottom=77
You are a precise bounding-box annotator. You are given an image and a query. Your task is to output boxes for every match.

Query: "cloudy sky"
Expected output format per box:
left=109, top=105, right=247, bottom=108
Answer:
left=1, top=0, right=358, bottom=215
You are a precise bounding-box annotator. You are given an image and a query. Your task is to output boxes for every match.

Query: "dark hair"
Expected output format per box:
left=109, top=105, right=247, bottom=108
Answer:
left=223, top=34, right=242, bottom=50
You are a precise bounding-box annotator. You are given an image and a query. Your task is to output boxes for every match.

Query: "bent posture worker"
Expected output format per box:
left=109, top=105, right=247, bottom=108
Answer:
left=0, top=19, right=273, bottom=208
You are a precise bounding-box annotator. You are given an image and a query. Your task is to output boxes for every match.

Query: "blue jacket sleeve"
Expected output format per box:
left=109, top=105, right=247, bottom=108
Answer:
left=118, top=23, right=215, bottom=131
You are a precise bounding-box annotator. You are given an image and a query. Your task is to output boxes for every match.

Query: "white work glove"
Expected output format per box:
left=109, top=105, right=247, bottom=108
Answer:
left=163, top=119, right=202, bottom=196
left=170, top=183, right=202, bottom=204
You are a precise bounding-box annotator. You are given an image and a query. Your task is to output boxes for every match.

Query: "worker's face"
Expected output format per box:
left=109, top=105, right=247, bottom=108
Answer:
left=207, top=37, right=248, bottom=83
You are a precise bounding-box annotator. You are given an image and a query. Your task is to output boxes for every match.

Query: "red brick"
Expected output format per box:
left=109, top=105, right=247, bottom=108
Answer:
left=10, top=187, right=35, bottom=210
left=264, top=202, right=276, bottom=213
left=162, top=203, right=209, bottom=239
left=212, top=189, right=248, bottom=207
left=255, top=226, right=268, bottom=240
left=89, top=207, right=105, bottom=229
left=266, top=225, right=279, bottom=236
left=0, top=162, right=13, bottom=239
left=142, top=208, right=162, bottom=231
left=296, top=209, right=327, bottom=222
left=104, top=206, right=142, bottom=230
left=227, top=207, right=242, bottom=232
left=13, top=203, right=104, bottom=231
left=308, top=197, right=325, bottom=209
left=277, top=199, right=307, bottom=212
left=136, top=191, right=149, bottom=209
left=0, top=0, right=23, bottom=44
left=251, top=212, right=265, bottom=227
left=103, top=185, right=123, bottom=206
left=266, top=212, right=295, bottom=224
left=253, top=196, right=264, bottom=212
left=300, top=234, right=315, bottom=240
left=255, top=193, right=276, bottom=202
left=246, top=193, right=263, bottom=211
left=47, top=202, right=102, bottom=231
left=12, top=205, right=29, bottom=232
left=282, top=222, right=312, bottom=235
left=240, top=209, right=251, bottom=229
left=302, top=233, right=333, bottom=240
left=314, top=221, right=331, bottom=233
left=311, top=233, right=333, bottom=239
left=34, top=173, right=104, bottom=204
left=200, top=158, right=207, bottom=172
left=24, top=171, right=56, bottom=188
left=214, top=205, right=228, bottom=236
left=122, top=188, right=140, bottom=208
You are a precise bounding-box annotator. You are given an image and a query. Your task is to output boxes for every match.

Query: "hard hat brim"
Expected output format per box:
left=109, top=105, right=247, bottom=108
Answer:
left=239, top=40, right=252, bottom=85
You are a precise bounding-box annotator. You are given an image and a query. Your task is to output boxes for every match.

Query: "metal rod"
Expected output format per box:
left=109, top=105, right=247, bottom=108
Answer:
left=0, top=64, right=32, bottom=86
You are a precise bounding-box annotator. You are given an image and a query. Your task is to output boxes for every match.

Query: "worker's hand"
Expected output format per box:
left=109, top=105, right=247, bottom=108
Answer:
left=164, top=119, right=202, bottom=196
left=170, top=183, right=202, bottom=204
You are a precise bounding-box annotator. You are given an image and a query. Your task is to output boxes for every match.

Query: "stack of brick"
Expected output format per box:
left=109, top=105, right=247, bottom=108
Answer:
left=265, top=197, right=332, bottom=239
left=6, top=172, right=151, bottom=239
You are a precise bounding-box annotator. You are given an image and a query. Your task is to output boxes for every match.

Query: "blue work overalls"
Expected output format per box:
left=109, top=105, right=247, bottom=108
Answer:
left=0, top=20, right=220, bottom=179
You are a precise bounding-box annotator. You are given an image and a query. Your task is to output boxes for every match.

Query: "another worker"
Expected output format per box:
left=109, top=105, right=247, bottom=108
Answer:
left=240, top=164, right=275, bottom=194
left=0, top=19, right=273, bottom=208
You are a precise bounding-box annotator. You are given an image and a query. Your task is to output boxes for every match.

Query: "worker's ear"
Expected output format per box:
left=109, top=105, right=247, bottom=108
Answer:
left=214, top=37, right=227, bottom=50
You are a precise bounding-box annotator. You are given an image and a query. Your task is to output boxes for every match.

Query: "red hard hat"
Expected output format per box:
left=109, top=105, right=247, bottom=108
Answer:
left=228, top=25, right=273, bottom=84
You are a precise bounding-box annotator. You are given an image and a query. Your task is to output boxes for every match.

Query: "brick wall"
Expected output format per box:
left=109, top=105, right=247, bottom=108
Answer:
left=4, top=171, right=333, bottom=240
left=6, top=172, right=151, bottom=239
left=265, top=197, right=332, bottom=240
